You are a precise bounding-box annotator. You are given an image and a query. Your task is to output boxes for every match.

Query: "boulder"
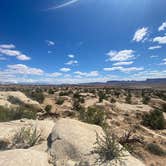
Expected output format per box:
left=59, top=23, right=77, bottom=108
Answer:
left=0, top=119, right=54, bottom=144
left=48, top=118, right=145, bottom=166
left=0, top=149, right=51, bottom=166
left=0, top=91, right=42, bottom=110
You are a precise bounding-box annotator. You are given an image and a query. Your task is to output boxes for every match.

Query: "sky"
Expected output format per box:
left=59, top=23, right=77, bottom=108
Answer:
left=0, top=0, right=166, bottom=84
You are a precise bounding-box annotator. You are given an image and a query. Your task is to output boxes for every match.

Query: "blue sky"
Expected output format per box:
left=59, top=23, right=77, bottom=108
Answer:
left=0, top=0, right=166, bottom=84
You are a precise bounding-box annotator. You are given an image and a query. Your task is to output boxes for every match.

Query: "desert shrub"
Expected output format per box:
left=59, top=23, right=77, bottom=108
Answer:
left=12, top=126, right=42, bottom=149
left=161, top=103, right=166, bottom=112
left=119, top=128, right=143, bottom=153
left=7, top=96, right=23, bottom=105
left=24, top=90, right=44, bottom=103
left=142, top=96, right=150, bottom=104
left=59, top=91, right=70, bottom=96
left=48, top=89, right=54, bottom=94
left=56, top=98, right=64, bottom=105
left=0, top=139, right=9, bottom=150
left=125, top=92, right=132, bottom=104
left=73, top=99, right=82, bottom=111
left=73, top=92, right=80, bottom=99
left=98, top=91, right=107, bottom=103
left=91, top=129, right=126, bottom=165
left=146, top=143, right=166, bottom=156
left=45, top=105, right=52, bottom=113
left=0, top=106, right=37, bottom=122
left=79, top=107, right=107, bottom=127
left=142, top=109, right=166, bottom=130
left=110, top=98, right=116, bottom=103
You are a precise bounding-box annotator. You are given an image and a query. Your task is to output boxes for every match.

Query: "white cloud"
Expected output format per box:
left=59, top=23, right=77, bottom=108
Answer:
left=60, top=68, right=71, bottom=72
left=133, top=27, right=148, bottom=42
left=113, top=61, right=133, bottom=66
left=107, top=50, right=135, bottom=62
left=74, top=71, right=99, bottom=77
left=65, top=60, right=78, bottom=65
left=48, top=0, right=80, bottom=10
left=7, top=64, right=44, bottom=75
left=163, top=58, right=166, bottom=65
left=150, top=55, right=158, bottom=58
left=158, top=22, right=166, bottom=31
left=16, top=54, right=31, bottom=61
left=0, top=44, right=31, bottom=61
left=133, top=70, right=166, bottom=79
left=103, top=66, right=143, bottom=73
left=0, top=44, right=15, bottom=49
left=68, top=54, right=75, bottom=58
left=46, top=40, right=55, bottom=46
left=49, top=72, right=62, bottom=77
left=148, top=45, right=162, bottom=50
left=153, top=36, right=166, bottom=44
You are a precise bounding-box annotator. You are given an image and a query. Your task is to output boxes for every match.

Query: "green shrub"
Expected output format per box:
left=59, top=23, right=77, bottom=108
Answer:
left=12, top=126, right=42, bottom=149
left=45, top=105, right=52, bottom=113
left=56, top=98, right=64, bottom=105
left=7, top=96, right=23, bottom=105
left=98, top=91, right=107, bottom=103
left=59, top=91, right=70, bottom=96
left=142, top=96, right=150, bottom=104
left=161, top=103, right=166, bottom=112
left=0, top=106, right=37, bottom=122
left=110, top=98, right=116, bottom=103
left=142, top=109, right=166, bottom=130
left=79, top=107, right=107, bottom=127
left=91, top=129, right=126, bottom=165
left=126, top=92, right=132, bottom=104
left=48, top=89, right=54, bottom=94
left=73, top=99, right=82, bottom=111
left=146, top=143, right=166, bottom=156
left=24, top=90, right=45, bottom=103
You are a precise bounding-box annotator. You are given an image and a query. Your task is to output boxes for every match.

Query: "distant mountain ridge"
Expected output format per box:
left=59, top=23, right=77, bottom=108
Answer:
left=106, top=78, right=166, bottom=84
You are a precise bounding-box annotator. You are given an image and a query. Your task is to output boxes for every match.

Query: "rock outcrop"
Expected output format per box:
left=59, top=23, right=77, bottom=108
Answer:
left=0, top=149, right=51, bottom=166
left=48, top=118, right=145, bottom=166
left=0, top=91, right=41, bottom=110
left=0, top=119, right=54, bottom=145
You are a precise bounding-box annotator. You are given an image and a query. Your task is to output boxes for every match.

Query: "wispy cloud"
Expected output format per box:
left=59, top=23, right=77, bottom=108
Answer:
left=60, top=67, right=71, bottom=72
left=153, top=36, right=166, bottom=44
left=107, top=50, right=135, bottom=62
left=46, top=40, right=55, bottom=46
left=158, top=21, right=166, bottom=31
left=65, top=60, right=78, bottom=65
left=0, top=44, right=31, bottom=61
left=48, top=0, right=80, bottom=10
left=103, top=66, right=144, bottom=73
left=133, top=27, right=148, bottom=42
left=148, top=45, right=162, bottom=50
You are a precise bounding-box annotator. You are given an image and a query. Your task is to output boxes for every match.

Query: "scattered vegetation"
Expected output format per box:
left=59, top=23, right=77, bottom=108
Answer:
left=98, top=91, right=107, bottom=103
left=161, top=103, right=166, bottom=112
left=45, top=105, right=52, bottom=113
left=119, top=127, right=143, bottom=153
left=142, top=96, right=150, bottom=105
left=78, top=106, right=107, bottom=127
left=146, top=143, right=166, bottom=156
left=56, top=98, right=64, bottom=105
left=7, top=96, right=23, bottom=105
left=48, top=89, right=54, bottom=94
left=11, top=126, right=42, bottom=149
left=0, top=106, right=37, bottom=122
left=23, top=89, right=45, bottom=103
left=91, top=129, right=126, bottom=165
left=142, top=109, right=166, bottom=130
left=125, top=92, right=132, bottom=104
